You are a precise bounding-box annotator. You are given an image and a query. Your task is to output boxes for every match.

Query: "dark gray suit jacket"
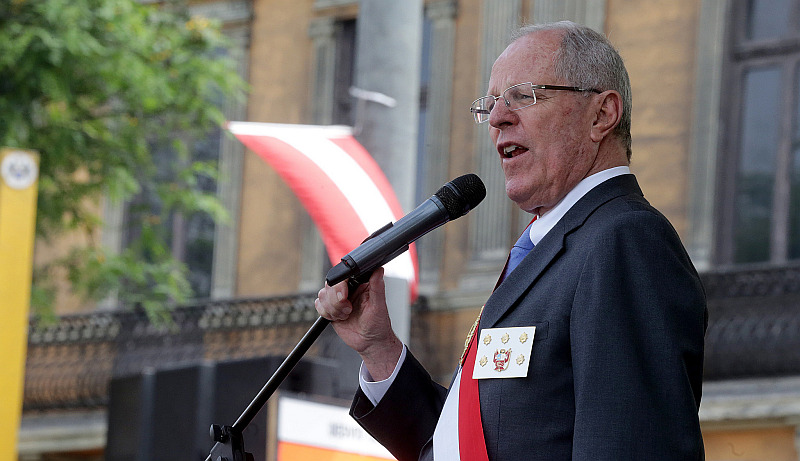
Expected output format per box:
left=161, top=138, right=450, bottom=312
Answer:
left=350, top=175, right=707, bottom=460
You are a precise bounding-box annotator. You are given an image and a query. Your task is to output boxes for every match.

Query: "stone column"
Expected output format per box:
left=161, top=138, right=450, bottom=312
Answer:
left=296, top=17, right=339, bottom=292
left=531, top=0, right=606, bottom=32
left=471, top=0, right=521, bottom=266
left=417, top=0, right=458, bottom=290
left=353, top=0, right=424, bottom=343
left=686, top=0, right=727, bottom=271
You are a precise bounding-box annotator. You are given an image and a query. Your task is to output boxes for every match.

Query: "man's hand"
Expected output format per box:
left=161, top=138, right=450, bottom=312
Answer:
left=315, top=268, right=403, bottom=381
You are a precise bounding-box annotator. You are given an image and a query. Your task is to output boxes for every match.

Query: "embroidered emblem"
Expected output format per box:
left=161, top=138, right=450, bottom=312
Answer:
left=473, top=326, right=536, bottom=380
left=493, top=348, right=512, bottom=372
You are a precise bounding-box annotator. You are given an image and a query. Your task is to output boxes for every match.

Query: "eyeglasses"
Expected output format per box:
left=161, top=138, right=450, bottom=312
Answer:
left=469, top=83, right=601, bottom=123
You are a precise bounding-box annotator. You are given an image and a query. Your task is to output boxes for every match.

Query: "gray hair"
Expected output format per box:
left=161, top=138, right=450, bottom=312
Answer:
left=511, top=21, right=632, bottom=160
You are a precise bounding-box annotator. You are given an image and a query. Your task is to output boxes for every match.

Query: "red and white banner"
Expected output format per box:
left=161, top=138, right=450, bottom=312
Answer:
left=226, top=122, right=417, bottom=300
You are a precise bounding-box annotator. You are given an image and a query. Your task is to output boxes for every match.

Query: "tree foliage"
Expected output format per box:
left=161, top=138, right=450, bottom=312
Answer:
left=0, top=0, right=245, bottom=318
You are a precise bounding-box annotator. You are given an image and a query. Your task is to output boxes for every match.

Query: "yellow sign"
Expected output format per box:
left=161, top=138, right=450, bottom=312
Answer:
left=0, top=148, right=39, bottom=461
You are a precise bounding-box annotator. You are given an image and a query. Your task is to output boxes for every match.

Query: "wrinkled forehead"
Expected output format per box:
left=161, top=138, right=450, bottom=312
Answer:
left=488, top=31, right=562, bottom=93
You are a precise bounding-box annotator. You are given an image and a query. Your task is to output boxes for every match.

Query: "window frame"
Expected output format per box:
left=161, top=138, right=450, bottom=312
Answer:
left=716, top=0, right=800, bottom=265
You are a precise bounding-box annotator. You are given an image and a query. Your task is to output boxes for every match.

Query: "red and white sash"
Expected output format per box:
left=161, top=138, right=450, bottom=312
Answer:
left=432, top=218, right=536, bottom=460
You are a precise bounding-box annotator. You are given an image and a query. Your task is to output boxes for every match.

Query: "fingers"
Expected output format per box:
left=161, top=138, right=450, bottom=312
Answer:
left=369, top=267, right=385, bottom=293
left=313, top=268, right=394, bottom=358
left=315, top=281, right=352, bottom=321
left=314, top=268, right=386, bottom=322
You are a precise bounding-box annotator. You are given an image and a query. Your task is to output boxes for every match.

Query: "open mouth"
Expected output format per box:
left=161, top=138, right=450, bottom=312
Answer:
left=502, top=144, right=528, bottom=158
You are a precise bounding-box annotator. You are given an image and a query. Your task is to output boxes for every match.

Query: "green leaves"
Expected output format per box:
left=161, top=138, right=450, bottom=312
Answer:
left=0, top=0, right=245, bottom=318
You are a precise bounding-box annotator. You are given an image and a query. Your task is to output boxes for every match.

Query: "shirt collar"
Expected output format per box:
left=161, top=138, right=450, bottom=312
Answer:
left=528, top=166, right=631, bottom=245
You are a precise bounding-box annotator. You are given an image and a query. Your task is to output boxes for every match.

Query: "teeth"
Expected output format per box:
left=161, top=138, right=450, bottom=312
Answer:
left=503, top=145, right=521, bottom=158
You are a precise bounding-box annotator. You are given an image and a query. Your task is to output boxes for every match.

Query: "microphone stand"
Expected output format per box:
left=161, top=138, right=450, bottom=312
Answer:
left=205, top=316, right=331, bottom=461
left=205, top=265, right=382, bottom=461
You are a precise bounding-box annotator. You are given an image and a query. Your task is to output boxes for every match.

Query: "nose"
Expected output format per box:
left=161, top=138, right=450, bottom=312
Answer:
left=488, top=97, right=516, bottom=129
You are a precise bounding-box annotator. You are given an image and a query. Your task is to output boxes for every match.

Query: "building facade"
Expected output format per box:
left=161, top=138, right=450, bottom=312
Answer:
left=20, top=0, right=800, bottom=459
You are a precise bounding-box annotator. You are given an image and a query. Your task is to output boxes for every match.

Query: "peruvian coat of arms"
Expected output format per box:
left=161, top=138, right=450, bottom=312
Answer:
left=493, top=348, right=511, bottom=372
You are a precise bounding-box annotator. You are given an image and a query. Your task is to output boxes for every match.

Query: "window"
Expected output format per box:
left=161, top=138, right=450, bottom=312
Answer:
left=333, top=19, right=358, bottom=127
left=718, top=0, right=800, bottom=264
left=122, top=132, right=221, bottom=299
left=100, top=3, right=250, bottom=304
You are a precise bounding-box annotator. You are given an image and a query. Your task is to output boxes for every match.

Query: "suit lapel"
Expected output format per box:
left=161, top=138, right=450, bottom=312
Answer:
left=480, top=174, right=643, bottom=328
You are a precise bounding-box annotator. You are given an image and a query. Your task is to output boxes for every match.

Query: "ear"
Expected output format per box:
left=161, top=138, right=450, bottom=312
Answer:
left=589, top=90, right=623, bottom=143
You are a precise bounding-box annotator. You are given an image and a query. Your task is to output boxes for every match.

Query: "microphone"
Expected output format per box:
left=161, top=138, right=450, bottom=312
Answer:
left=326, top=174, right=486, bottom=286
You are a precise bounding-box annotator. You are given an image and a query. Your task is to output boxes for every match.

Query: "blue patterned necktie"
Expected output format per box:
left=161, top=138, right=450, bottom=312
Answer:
left=505, top=226, right=534, bottom=277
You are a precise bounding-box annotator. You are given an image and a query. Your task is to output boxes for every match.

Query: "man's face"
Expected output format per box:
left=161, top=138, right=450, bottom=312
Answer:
left=487, top=31, right=601, bottom=215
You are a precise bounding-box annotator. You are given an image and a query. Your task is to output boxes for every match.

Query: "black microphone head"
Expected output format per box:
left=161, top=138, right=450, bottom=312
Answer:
left=434, top=174, right=486, bottom=220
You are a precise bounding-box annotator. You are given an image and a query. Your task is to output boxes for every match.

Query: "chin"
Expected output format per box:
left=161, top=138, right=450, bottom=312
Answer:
left=506, top=188, right=532, bottom=210
left=505, top=178, right=529, bottom=200
left=506, top=187, right=544, bottom=214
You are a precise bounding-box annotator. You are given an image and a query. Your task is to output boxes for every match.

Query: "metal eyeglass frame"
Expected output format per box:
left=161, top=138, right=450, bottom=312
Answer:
left=470, top=82, right=601, bottom=123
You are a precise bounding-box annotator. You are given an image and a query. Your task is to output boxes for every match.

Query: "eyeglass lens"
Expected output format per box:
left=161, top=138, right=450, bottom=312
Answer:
left=470, top=83, right=537, bottom=123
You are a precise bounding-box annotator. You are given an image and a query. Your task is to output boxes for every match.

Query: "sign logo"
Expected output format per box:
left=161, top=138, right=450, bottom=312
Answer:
left=1, top=151, right=38, bottom=190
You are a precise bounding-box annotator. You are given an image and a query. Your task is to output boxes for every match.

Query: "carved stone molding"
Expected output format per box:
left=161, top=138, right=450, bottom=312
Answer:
left=189, top=0, right=253, bottom=25
left=314, top=0, right=358, bottom=10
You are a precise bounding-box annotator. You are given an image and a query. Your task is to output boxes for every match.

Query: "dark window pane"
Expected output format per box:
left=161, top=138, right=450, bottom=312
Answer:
left=734, top=66, right=781, bottom=263
left=746, top=0, right=792, bottom=40
left=183, top=212, right=216, bottom=297
left=123, top=131, right=220, bottom=299
left=790, top=66, right=800, bottom=259
left=183, top=130, right=221, bottom=298
left=789, top=146, right=800, bottom=258
left=333, top=19, right=357, bottom=126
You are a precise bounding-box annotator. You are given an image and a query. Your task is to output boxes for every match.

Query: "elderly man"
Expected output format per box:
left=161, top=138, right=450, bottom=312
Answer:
left=316, top=21, right=706, bottom=461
